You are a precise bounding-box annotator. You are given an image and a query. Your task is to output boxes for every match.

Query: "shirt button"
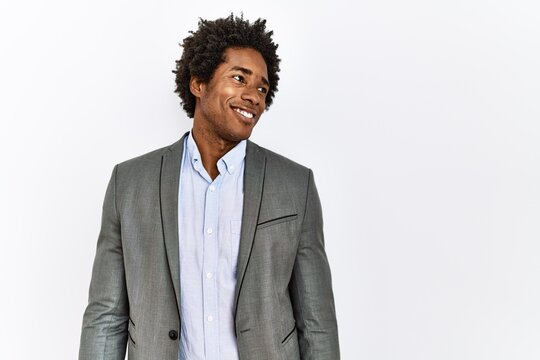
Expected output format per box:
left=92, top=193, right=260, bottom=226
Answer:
left=209, top=185, right=215, bottom=192
left=207, top=228, right=213, bottom=235
left=230, top=165, right=235, bottom=171
left=207, top=316, right=213, bottom=322
left=206, top=272, right=213, bottom=279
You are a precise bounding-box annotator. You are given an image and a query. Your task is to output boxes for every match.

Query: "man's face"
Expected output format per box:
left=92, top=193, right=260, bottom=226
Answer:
left=191, top=47, right=270, bottom=143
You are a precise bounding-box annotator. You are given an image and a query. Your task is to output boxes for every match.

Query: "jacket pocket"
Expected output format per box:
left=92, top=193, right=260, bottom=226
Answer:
left=281, top=325, right=300, bottom=360
left=257, top=214, right=298, bottom=230
left=127, top=320, right=136, bottom=347
left=281, top=325, right=297, bottom=344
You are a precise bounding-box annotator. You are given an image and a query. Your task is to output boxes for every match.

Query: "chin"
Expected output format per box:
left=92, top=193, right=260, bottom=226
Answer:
left=229, top=123, right=257, bottom=140
left=227, top=129, right=253, bottom=142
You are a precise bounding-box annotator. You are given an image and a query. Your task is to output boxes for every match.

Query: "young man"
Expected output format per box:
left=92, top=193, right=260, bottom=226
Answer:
left=79, top=15, right=339, bottom=360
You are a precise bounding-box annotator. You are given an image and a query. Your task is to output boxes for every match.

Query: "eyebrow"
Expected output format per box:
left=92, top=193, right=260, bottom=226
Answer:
left=231, top=66, right=270, bottom=87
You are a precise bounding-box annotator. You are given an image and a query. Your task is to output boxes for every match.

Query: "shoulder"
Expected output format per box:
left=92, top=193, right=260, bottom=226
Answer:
left=117, top=135, right=184, bottom=170
left=247, top=140, right=312, bottom=180
left=112, top=136, right=185, bottom=185
left=120, top=143, right=176, bottom=167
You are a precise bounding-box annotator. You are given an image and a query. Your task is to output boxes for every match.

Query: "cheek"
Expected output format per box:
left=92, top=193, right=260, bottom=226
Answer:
left=201, top=84, right=239, bottom=113
left=222, top=86, right=238, bottom=98
left=219, top=88, right=240, bottom=110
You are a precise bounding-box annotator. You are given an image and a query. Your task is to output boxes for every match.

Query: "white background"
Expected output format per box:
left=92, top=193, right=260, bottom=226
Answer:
left=1, top=0, right=539, bottom=359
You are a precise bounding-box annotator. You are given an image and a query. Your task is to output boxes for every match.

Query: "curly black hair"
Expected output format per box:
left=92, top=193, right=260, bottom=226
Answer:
left=173, top=14, right=281, bottom=118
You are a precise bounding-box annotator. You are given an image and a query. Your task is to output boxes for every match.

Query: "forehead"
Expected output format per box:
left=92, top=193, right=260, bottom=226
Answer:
left=221, top=47, right=268, bottom=80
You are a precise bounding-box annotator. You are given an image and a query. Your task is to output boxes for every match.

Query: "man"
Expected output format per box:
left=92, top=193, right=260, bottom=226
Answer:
left=79, top=15, right=339, bottom=360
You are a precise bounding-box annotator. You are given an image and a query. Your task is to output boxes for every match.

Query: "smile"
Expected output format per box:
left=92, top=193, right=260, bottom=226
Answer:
left=233, top=107, right=254, bottom=119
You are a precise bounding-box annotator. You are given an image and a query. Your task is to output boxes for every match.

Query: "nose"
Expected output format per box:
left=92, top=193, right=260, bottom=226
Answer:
left=241, top=86, right=260, bottom=105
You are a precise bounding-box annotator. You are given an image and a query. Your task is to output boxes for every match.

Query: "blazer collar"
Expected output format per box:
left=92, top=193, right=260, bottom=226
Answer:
left=234, top=140, right=266, bottom=311
left=160, top=132, right=188, bottom=317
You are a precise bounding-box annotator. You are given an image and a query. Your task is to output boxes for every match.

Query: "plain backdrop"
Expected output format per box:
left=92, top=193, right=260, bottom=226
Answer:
left=1, top=0, right=539, bottom=359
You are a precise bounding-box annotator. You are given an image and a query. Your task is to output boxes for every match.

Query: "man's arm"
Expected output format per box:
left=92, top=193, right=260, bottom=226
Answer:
left=79, top=166, right=129, bottom=360
left=289, top=169, right=340, bottom=359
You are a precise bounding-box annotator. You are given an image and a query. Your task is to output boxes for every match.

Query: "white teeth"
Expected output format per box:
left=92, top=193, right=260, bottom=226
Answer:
left=235, top=108, right=254, bottom=119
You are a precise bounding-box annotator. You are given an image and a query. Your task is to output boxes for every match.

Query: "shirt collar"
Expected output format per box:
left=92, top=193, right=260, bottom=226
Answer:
left=186, top=131, right=246, bottom=175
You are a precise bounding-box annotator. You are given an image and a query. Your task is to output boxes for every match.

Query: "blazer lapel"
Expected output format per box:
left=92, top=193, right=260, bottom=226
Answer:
left=160, top=132, right=188, bottom=316
left=234, top=140, right=266, bottom=310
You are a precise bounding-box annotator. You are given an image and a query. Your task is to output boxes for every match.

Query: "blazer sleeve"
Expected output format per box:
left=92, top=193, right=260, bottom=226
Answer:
left=289, top=170, right=340, bottom=359
left=79, top=165, right=129, bottom=360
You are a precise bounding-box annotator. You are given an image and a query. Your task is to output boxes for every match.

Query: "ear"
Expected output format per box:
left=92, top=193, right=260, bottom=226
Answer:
left=189, top=76, right=205, bottom=98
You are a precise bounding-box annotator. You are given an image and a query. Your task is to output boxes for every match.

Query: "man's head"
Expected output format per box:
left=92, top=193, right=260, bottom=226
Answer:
left=173, top=14, right=280, bottom=121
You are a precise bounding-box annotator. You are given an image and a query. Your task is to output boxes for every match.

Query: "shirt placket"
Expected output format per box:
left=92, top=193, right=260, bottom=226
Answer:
left=202, top=172, right=223, bottom=359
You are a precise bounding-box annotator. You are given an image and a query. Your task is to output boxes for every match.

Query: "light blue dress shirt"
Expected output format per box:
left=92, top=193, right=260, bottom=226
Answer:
left=178, top=131, right=245, bottom=360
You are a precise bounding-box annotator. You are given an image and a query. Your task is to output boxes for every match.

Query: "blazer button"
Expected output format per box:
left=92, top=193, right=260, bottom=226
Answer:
left=169, top=330, right=178, bottom=340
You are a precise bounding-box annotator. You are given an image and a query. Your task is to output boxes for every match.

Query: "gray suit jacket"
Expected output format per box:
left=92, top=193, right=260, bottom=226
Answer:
left=79, top=133, right=339, bottom=360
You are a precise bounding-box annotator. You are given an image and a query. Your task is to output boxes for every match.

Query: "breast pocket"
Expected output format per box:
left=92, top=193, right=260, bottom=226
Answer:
left=257, top=214, right=298, bottom=229
left=230, top=220, right=242, bottom=275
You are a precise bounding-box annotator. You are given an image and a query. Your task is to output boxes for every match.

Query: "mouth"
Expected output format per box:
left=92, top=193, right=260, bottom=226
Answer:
left=231, top=106, right=256, bottom=120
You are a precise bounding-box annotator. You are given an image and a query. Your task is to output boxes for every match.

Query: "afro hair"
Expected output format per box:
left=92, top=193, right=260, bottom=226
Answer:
left=173, top=14, right=281, bottom=118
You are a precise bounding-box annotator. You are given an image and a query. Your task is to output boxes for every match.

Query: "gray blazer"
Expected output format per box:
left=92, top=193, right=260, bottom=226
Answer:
left=79, top=133, right=339, bottom=360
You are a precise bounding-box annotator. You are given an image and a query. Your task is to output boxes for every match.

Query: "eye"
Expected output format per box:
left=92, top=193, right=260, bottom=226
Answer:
left=257, top=87, right=268, bottom=94
left=233, top=74, right=245, bottom=83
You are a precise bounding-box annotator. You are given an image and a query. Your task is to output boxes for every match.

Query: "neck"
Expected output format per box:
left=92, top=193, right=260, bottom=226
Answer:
left=191, top=126, right=239, bottom=180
